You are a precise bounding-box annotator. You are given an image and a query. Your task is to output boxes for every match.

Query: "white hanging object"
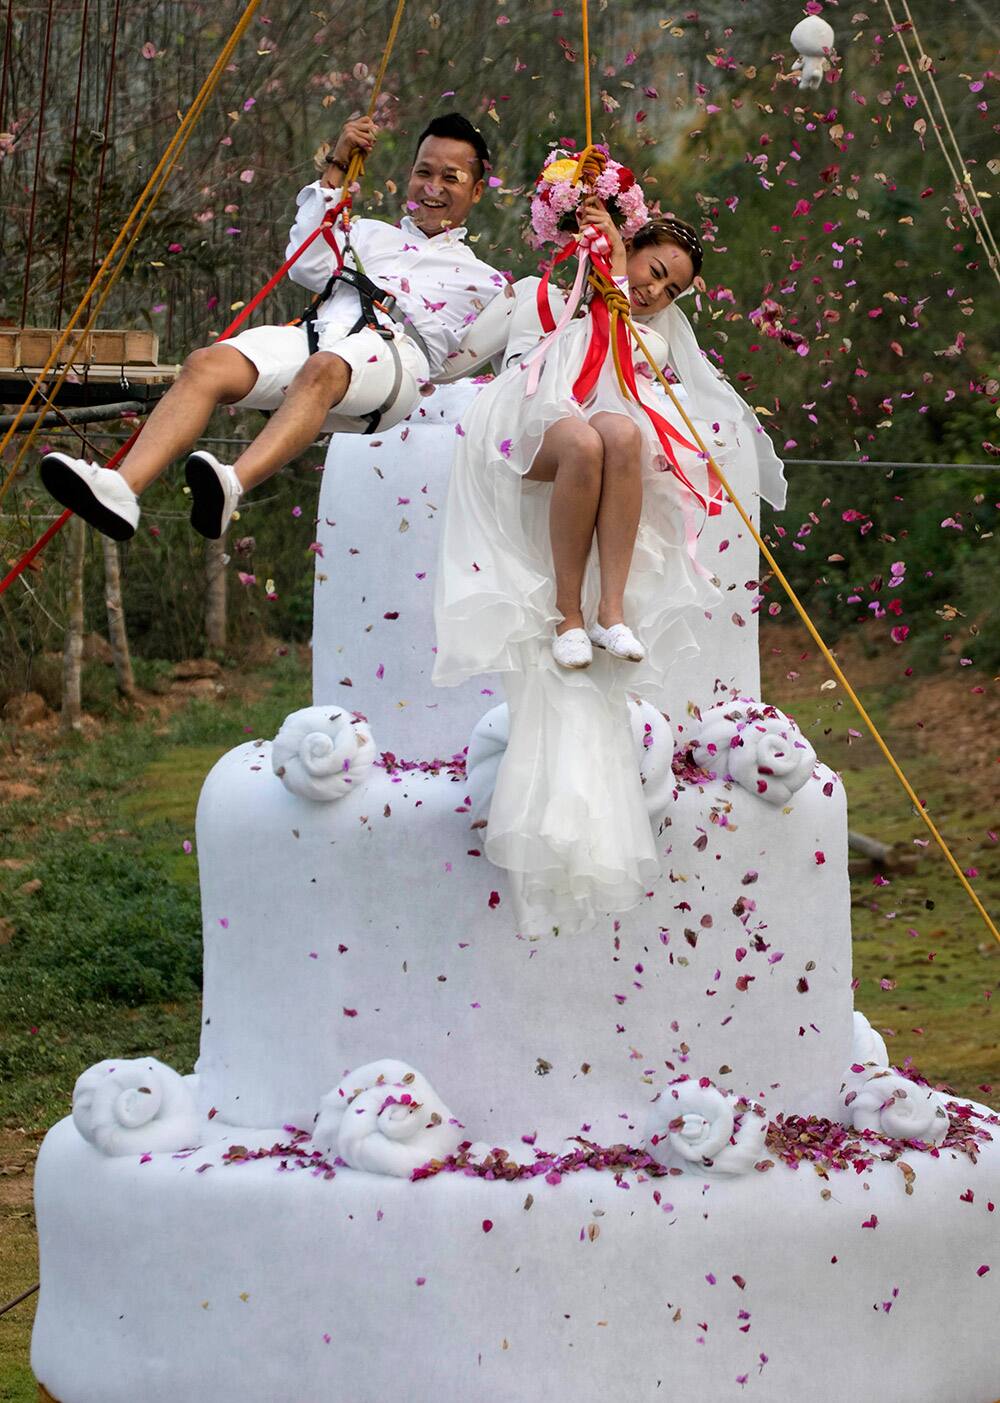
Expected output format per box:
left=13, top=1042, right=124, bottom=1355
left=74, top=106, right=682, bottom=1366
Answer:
left=790, top=15, right=835, bottom=90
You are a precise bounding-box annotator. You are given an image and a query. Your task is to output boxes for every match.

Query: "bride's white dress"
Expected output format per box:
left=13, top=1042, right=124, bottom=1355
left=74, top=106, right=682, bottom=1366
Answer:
left=433, top=289, right=776, bottom=935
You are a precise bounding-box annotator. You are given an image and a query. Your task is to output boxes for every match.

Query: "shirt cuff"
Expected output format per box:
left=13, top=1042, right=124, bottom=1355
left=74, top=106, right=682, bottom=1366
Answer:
left=301, top=179, right=342, bottom=202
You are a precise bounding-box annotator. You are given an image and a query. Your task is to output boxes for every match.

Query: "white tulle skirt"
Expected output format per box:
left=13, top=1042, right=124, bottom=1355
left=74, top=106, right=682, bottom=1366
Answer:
left=434, top=317, right=722, bottom=934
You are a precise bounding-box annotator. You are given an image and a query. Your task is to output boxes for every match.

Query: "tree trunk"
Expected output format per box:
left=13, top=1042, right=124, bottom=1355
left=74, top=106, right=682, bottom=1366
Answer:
left=61, top=515, right=86, bottom=732
left=101, top=534, right=135, bottom=698
left=204, top=534, right=227, bottom=653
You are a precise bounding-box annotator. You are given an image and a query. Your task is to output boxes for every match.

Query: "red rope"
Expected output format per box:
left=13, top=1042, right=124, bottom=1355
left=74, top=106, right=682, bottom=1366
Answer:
left=19, top=0, right=56, bottom=329
left=0, top=510, right=72, bottom=595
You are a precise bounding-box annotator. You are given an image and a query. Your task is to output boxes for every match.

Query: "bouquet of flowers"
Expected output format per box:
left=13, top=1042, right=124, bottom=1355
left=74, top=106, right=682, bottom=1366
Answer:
left=528, top=145, right=649, bottom=250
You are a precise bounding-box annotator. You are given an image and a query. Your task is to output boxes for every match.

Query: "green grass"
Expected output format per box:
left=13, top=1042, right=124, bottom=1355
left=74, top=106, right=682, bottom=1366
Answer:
left=762, top=651, right=1000, bottom=1099
left=0, top=1148, right=38, bottom=1403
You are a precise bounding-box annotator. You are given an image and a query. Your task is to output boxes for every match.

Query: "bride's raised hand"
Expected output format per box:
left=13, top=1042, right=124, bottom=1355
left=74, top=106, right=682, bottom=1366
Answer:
left=577, top=195, right=627, bottom=278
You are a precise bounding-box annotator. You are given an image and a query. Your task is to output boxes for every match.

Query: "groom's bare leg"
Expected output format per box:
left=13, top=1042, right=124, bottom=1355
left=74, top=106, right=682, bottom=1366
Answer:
left=590, top=412, right=642, bottom=629
left=231, top=352, right=352, bottom=490
left=118, top=345, right=259, bottom=494
left=527, top=418, right=604, bottom=635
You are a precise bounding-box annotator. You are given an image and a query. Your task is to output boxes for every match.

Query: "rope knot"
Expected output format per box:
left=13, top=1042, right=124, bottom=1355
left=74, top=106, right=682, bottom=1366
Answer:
left=589, top=271, right=629, bottom=318
left=572, top=143, right=607, bottom=188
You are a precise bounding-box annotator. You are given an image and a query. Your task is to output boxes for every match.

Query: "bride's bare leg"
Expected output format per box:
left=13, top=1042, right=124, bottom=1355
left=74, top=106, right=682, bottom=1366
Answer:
left=590, top=412, right=642, bottom=629
left=525, top=418, right=604, bottom=634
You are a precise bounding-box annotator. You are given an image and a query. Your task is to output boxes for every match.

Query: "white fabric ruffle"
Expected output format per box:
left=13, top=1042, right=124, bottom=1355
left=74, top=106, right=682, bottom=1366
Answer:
left=434, top=313, right=724, bottom=934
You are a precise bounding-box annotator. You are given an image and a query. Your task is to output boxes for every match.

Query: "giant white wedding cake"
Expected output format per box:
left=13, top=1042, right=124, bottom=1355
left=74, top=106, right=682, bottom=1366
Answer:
left=32, top=380, right=1000, bottom=1401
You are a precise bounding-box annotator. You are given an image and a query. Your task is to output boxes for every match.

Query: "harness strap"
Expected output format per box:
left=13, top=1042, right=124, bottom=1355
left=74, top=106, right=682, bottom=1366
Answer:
left=296, top=263, right=407, bottom=434
left=366, top=330, right=403, bottom=433
left=301, top=264, right=387, bottom=354
left=299, top=262, right=432, bottom=373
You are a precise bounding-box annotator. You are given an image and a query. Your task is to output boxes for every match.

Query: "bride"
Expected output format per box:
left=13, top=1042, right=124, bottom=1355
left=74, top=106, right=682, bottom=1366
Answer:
left=433, top=153, right=784, bottom=936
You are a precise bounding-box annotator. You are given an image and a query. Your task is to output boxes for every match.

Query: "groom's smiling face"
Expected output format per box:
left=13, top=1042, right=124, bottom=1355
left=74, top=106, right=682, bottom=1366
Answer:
left=405, top=136, right=484, bottom=236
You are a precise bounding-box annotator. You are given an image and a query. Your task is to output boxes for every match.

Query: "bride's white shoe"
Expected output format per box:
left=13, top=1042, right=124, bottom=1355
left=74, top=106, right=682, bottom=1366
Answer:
left=588, top=621, right=646, bottom=662
left=552, top=628, right=593, bottom=669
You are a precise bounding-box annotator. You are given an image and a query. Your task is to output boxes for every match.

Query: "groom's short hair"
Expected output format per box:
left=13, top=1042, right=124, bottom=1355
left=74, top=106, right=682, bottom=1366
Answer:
left=413, top=112, right=491, bottom=181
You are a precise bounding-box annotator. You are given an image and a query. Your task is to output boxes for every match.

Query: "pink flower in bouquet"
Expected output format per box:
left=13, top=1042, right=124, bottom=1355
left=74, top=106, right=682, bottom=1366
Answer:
left=527, top=146, right=650, bottom=250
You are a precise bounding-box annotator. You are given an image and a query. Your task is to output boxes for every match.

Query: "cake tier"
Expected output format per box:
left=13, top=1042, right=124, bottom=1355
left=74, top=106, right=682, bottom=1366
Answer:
left=195, top=734, right=854, bottom=1142
left=311, top=381, right=763, bottom=757
left=32, top=1106, right=1000, bottom=1403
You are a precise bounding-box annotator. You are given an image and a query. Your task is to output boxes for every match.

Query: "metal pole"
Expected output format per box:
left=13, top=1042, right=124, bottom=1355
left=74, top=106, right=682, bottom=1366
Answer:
left=0, top=401, right=144, bottom=431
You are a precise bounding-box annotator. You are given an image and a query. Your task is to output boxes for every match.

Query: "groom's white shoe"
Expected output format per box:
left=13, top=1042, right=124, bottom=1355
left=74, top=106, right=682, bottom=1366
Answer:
left=39, top=453, right=140, bottom=541
left=552, top=628, right=593, bottom=669
left=588, top=621, right=646, bottom=662
left=185, top=451, right=242, bottom=539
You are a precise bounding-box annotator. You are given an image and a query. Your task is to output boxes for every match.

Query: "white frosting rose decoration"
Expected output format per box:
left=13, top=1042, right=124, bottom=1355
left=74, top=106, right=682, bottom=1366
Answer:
left=72, top=1058, right=200, bottom=1157
left=271, top=705, right=376, bottom=802
left=646, top=1078, right=768, bottom=1176
left=691, top=698, right=816, bottom=806
left=846, top=1070, right=949, bottom=1146
left=313, top=1060, right=464, bottom=1177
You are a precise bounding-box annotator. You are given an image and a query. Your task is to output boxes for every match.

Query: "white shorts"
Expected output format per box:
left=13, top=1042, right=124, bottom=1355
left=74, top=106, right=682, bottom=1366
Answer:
left=223, top=322, right=429, bottom=434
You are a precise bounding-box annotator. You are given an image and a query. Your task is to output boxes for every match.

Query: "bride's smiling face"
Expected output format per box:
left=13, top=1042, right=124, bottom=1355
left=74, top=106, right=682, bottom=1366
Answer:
left=626, top=240, right=694, bottom=317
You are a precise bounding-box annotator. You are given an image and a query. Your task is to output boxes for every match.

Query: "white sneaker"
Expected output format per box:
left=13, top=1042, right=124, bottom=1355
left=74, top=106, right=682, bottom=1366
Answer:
left=588, top=621, right=646, bottom=662
left=552, top=628, right=593, bottom=669
left=39, top=452, right=140, bottom=541
left=185, top=451, right=242, bottom=539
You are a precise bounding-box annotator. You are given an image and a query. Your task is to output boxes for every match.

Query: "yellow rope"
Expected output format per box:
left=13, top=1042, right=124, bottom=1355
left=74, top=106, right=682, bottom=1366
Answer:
left=623, top=317, right=999, bottom=947
left=341, top=0, right=407, bottom=199
left=882, top=0, right=1000, bottom=288
left=0, top=0, right=264, bottom=503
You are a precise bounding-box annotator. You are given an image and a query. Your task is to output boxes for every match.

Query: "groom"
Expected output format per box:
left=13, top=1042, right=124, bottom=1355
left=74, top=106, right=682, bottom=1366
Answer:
left=41, top=111, right=505, bottom=541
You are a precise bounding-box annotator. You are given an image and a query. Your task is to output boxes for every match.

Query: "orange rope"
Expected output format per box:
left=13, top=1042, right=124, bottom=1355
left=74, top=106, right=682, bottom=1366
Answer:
left=626, top=319, right=1000, bottom=948
left=0, top=0, right=264, bottom=503
left=580, top=0, right=592, bottom=148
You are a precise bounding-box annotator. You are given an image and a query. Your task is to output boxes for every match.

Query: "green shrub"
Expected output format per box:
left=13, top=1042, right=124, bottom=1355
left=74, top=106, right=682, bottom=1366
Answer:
left=0, top=840, right=201, bottom=1010
left=132, top=657, right=175, bottom=695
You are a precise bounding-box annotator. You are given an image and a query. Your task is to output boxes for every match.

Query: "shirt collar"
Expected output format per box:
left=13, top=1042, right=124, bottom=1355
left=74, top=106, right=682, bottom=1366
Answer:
left=399, top=214, right=468, bottom=245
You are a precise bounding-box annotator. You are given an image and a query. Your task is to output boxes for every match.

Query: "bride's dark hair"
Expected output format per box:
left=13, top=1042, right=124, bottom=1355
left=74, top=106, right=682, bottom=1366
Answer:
left=630, top=217, right=703, bottom=277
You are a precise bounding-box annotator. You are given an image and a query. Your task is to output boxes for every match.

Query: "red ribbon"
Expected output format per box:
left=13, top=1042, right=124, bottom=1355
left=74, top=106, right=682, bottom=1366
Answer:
left=535, top=237, right=582, bottom=335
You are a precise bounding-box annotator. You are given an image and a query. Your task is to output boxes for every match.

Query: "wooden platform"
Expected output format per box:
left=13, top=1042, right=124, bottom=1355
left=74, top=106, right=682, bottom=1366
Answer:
left=0, top=327, right=159, bottom=369
left=0, top=324, right=177, bottom=410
